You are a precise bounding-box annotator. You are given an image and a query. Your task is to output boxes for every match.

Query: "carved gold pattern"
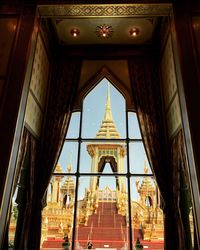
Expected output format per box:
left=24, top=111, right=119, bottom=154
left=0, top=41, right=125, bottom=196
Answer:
left=96, top=24, right=113, bottom=38
left=38, top=4, right=172, bottom=17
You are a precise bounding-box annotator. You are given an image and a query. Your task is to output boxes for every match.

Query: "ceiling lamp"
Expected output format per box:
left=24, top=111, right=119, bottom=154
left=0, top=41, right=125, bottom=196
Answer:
left=70, top=28, right=80, bottom=37
left=96, top=24, right=113, bottom=38
left=129, top=27, right=140, bottom=37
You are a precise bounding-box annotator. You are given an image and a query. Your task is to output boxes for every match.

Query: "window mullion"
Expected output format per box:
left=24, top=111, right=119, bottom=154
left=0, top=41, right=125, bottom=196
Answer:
left=71, top=108, right=83, bottom=250
left=126, top=110, right=133, bottom=250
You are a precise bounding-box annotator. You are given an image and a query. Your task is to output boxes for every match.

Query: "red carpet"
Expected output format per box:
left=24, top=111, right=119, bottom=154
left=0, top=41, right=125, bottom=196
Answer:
left=41, top=202, right=164, bottom=249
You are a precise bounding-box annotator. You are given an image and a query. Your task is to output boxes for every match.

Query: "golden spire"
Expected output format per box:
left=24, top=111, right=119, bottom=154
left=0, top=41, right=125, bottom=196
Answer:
left=96, top=82, right=120, bottom=139
left=144, top=160, right=148, bottom=174
left=67, top=163, right=72, bottom=173
left=104, top=82, right=113, bottom=121
left=68, top=151, right=73, bottom=173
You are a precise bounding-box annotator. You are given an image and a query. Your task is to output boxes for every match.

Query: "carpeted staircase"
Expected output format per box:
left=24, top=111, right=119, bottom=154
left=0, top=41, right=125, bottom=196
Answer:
left=41, top=202, right=164, bottom=249
left=76, top=202, right=129, bottom=249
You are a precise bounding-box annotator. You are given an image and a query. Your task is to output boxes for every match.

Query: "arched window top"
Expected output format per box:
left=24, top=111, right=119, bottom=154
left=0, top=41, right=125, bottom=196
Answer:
left=62, top=77, right=152, bottom=175
left=73, top=66, right=134, bottom=111
left=82, top=78, right=126, bottom=139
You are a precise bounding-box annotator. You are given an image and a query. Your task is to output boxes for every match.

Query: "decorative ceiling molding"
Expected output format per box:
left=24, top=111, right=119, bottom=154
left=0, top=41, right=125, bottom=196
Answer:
left=38, top=4, right=172, bottom=17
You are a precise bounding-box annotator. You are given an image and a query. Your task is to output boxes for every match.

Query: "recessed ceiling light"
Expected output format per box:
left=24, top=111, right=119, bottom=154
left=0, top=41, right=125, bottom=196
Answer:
left=70, top=28, right=80, bottom=37
left=129, top=27, right=140, bottom=37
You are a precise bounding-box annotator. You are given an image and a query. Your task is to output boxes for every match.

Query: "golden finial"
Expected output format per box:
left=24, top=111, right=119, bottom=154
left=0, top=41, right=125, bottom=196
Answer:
left=144, top=160, right=148, bottom=174
left=104, top=81, right=113, bottom=121
left=135, top=179, right=139, bottom=190
left=67, top=163, right=72, bottom=173
left=67, top=151, right=73, bottom=173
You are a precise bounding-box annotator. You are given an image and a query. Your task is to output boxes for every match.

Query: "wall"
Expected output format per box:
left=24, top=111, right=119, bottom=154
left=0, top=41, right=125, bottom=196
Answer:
left=24, top=33, right=50, bottom=138
left=160, top=34, right=182, bottom=139
left=192, top=16, right=200, bottom=70
left=0, top=17, right=18, bottom=104
left=0, top=7, right=38, bottom=247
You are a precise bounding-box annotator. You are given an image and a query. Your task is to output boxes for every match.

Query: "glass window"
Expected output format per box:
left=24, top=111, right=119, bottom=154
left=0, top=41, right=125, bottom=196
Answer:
left=128, top=112, right=142, bottom=139
left=66, top=112, right=81, bottom=139
left=129, top=142, right=152, bottom=174
left=75, top=176, right=130, bottom=249
left=40, top=78, right=164, bottom=250
left=81, top=80, right=126, bottom=139
left=8, top=188, right=18, bottom=249
left=80, top=140, right=127, bottom=174
left=130, top=177, right=164, bottom=249
left=57, top=142, right=79, bottom=173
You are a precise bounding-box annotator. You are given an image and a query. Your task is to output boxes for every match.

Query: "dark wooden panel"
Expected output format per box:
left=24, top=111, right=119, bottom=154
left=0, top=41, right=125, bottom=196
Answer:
left=0, top=6, right=38, bottom=248
left=0, top=17, right=18, bottom=76
left=192, top=16, right=200, bottom=69
left=0, top=79, right=5, bottom=100
left=172, top=3, right=200, bottom=247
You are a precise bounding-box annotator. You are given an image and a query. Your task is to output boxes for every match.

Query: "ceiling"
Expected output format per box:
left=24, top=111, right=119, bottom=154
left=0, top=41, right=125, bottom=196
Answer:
left=39, top=4, right=172, bottom=46
left=51, top=17, right=158, bottom=45
left=38, top=4, right=172, bottom=110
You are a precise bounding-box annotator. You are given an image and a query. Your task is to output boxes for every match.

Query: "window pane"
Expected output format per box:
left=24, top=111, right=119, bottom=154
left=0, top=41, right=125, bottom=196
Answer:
left=75, top=176, right=130, bottom=249
left=8, top=188, right=18, bottom=248
left=189, top=208, right=195, bottom=248
left=80, top=141, right=127, bottom=174
left=57, top=142, right=78, bottom=173
left=41, top=176, right=76, bottom=249
left=66, top=112, right=81, bottom=139
left=81, top=78, right=126, bottom=139
left=128, top=112, right=142, bottom=139
left=130, top=177, right=164, bottom=249
left=129, top=142, right=152, bottom=174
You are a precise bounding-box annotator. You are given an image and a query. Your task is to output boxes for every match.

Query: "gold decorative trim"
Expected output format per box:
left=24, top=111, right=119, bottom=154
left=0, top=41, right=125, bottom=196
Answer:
left=38, top=4, right=172, bottom=18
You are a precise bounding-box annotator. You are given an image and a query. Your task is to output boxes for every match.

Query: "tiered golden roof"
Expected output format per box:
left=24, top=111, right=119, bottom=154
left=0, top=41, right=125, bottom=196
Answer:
left=96, top=82, right=120, bottom=139
left=54, top=164, right=63, bottom=173
left=61, top=163, right=75, bottom=194
left=138, top=178, right=155, bottom=194
left=138, top=165, right=155, bottom=197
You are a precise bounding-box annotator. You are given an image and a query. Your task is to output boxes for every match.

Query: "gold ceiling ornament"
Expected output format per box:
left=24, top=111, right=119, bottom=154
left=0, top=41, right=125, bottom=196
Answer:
left=38, top=4, right=172, bottom=18
left=96, top=24, right=113, bottom=38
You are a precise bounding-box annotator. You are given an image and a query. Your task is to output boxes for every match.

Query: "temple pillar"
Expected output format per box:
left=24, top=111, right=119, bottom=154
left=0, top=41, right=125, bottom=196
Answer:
left=89, top=146, right=98, bottom=192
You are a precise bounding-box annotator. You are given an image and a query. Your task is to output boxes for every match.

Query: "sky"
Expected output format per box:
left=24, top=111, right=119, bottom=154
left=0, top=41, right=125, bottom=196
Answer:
left=57, top=78, right=153, bottom=200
